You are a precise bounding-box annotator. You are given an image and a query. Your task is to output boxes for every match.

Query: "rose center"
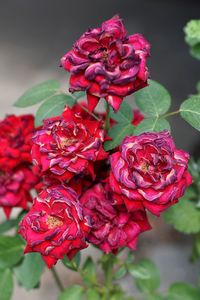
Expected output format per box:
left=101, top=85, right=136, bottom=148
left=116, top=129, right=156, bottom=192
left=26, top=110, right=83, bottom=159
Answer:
left=141, top=162, right=149, bottom=173
left=46, top=216, right=63, bottom=229
left=59, top=137, right=78, bottom=148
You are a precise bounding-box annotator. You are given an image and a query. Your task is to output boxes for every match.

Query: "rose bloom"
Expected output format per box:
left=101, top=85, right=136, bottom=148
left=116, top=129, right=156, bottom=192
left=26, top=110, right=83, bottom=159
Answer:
left=32, top=106, right=107, bottom=182
left=0, top=115, right=35, bottom=170
left=80, top=183, right=151, bottom=253
left=19, top=185, right=90, bottom=268
left=0, top=166, right=38, bottom=218
left=61, top=15, right=150, bottom=112
left=109, top=131, right=192, bottom=215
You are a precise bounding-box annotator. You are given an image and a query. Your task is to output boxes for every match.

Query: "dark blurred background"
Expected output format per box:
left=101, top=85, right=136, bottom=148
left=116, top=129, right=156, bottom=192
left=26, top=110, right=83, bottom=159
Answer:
left=0, top=1, right=200, bottom=299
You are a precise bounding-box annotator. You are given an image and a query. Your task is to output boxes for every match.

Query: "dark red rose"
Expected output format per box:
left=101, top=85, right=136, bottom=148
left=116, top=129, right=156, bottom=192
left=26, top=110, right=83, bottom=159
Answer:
left=0, top=115, right=35, bottom=170
left=32, top=106, right=108, bottom=182
left=80, top=183, right=151, bottom=253
left=61, top=15, right=150, bottom=112
left=19, top=185, right=90, bottom=268
left=109, top=131, right=192, bottom=215
left=0, top=166, right=38, bottom=218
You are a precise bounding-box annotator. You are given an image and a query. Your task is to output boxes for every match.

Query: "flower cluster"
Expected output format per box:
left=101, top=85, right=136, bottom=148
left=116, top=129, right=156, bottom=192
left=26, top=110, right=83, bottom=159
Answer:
left=61, top=15, right=150, bottom=112
left=17, top=16, right=192, bottom=268
left=0, top=115, right=38, bottom=218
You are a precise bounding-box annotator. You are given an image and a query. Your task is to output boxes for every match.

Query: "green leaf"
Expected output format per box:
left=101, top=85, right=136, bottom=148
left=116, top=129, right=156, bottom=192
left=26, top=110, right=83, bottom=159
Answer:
left=62, top=252, right=81, bottom=271
left=191, top=233, right=200, bottom=261
left=0, top=269, right=13, bottom=300
left=73, top=91, right=85, bottom=101
left=14, top=253, right=44, bottom=290
left=190, top=44, right=200, bottom=60
left=134, top=80, right=171, bottom=117
left=128, top=264, right=151, bottom=279
left=133, top=259, right=160, bottom=294
left=134, top=118, right=170, bottom=135
left=35, top=93, right=75, bottom=126
left=167, top=282, right=200, bottom=300
left=104, top=123, right=134, bottom=151
left=81, top=257, right=97, bottom=285
left=0, top=235, right=24, bottom=269
left=126, top=251, right=135, bottom=264
left=113, top=265, right=127, bottom=280
left=180, top=95, right=200, bottom=131
left=87, top=288, right=101, bottom=300
left=197, top=81, right=200, bottom=93
left=14, top=80, right=60, bottom=107
left=164, top=198, right=200, bottom=234
left=184, top=20, right=200, bottom=47
left=110, top=102, right=133, bottom=123
left=58, top=285, right=84, bottom=300
left=145, top=295, right=165, bottom=300
left=0, top=219, right=18, bottom=234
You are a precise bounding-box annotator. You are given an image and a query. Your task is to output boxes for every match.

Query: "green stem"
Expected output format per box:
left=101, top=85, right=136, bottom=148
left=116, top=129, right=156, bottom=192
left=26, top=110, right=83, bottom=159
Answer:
left=78, top=102, right=101, bottom=121
left=161, top=110, right=180, bottom=119
left=51, top=267, right=65, bottom=292
left=104, top=103, right=110, bottom=131
left=102, top=254, right=114, bottom=300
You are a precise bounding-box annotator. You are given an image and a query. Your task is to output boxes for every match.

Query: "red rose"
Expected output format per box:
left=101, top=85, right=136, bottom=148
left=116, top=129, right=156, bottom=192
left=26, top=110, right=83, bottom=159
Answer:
left=0, top=115, right=35, bottom=170
left=109, top=131, right=192, bottom=215
left=19, top=185, right=90, bottom=268
left=0, top=166, right=38, bottom=218
left=61, top=15, right=150, bottom=112
left=80, top=183, right=151, bottom=253
left=32, top=106, right=107, bottom=182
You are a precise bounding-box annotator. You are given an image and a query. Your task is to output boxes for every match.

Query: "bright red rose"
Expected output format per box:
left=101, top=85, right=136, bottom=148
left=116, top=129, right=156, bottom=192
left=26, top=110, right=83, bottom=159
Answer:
left=0, top=115, right=35, bottom=170
left=32, top=106, right=108, bottom=182
left=80, top=183, right=151, bottom=253
left=61, top=15, right=150, bottom=112
left=109, top=131, right=192, bottom=215
left=19, top=185, right=90, bottom=268
left=0, top=166, right=38, bottom=218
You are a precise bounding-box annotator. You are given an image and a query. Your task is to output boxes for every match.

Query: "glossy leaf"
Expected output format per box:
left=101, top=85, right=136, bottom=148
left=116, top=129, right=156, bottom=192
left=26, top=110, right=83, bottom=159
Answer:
left=58, top=285, right=84, bottom=300
left=180, top=95, right=200, bottom=131
left=164, top=197, right=200, bottom=234
left=110, top=102, right=133, bottom=123
left=0, top=235, right=24, bottom=269
left=190, top=44, right=200, bottom=60
left=62, top=252, right=81, bottom=271
left=0, top=269, right=13, bottom=300
left=133, top=258, right=160, bottom=293
left=15, top=253, right=44, bottom=290
left=104, top=123, right=134, bottom=151
left=14, top=79, right=60, bottom=107
left=113, top=265, right=127, bottom=280
left=134, top=80, right=171, bottom=117
left=0, top=219, right=18, bottom=234
left=87, top=288, right=101, bottom=300
left=81, top=257, right=97, bottom=285
left=197, top=81, right=200, bottom=93
left=134, top=118, right=170, bottom=135
left=167, top=282, right=200, bottom=300
left=35, top=93, right=75, bottom=126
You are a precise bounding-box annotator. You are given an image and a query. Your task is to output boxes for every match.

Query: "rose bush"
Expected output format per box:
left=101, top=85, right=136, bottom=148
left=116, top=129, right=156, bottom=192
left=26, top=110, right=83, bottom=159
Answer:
left=1, top=15, right=199, bottom=300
